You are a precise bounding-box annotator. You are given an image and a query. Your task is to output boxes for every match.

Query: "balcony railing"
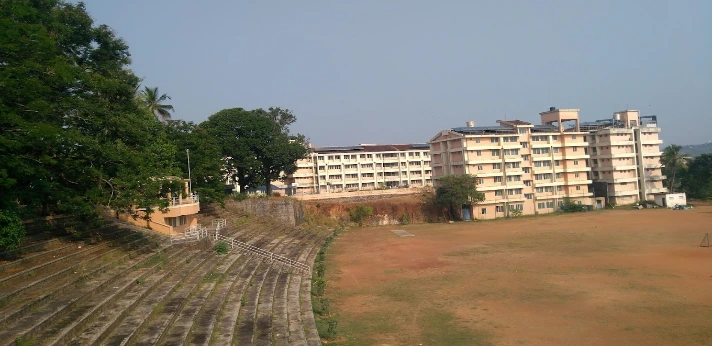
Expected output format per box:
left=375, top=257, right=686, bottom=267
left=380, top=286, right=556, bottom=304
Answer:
left=170, top=193, right=199, bottom=206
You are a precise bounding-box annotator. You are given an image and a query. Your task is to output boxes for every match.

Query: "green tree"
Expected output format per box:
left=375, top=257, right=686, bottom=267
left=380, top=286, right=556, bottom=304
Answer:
left=139, top=86, right=174, bottom=121
left=202, top=108, right=308, bottom=195
left=681, top=154, right=712, bottom=200
left=164, top=120, right=224, bottom=204
left=251, top=107, right=296, bottom=134
left=662, top=144, right=691, bottom=193
left=0, top=0, right=180, bottom=231
left=434, top=174, right=484, bottom=220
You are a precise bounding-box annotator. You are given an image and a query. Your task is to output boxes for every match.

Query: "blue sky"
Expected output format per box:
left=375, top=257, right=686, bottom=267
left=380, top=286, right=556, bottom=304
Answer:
left=81, top=0, right=711, bottom=146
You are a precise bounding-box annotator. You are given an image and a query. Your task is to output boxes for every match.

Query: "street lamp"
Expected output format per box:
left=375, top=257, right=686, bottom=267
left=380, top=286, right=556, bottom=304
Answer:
left=186, top=149, right=192, bottom=196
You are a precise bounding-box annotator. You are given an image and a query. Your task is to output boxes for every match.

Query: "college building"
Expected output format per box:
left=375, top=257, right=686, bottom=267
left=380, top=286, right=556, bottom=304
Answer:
left=285, top=143, right=433, bottom=195
left=429, top=107, right=667, bottom=220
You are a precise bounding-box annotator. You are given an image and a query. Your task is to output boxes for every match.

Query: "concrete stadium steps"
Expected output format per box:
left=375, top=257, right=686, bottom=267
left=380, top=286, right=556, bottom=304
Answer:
left=1, top=208, right=332, bottom=346
left=0, top=230, right=159, bottom=328
left=0, top=226, right=166, bottom=344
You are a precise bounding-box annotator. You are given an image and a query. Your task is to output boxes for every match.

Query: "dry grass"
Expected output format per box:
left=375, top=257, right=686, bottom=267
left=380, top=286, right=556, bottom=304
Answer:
left=322, top=204, right=712, bottom=345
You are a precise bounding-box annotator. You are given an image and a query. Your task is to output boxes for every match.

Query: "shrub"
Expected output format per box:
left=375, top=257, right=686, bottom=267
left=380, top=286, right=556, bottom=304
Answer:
left=0, top=210, right=25, bottom=250
left=400, top=213, right=411, bottom=225
left=325, top=320, right=338, bottom=339
left=508, top=209, right=523, bottom=217
left=313, top=277, right=326, bottom=296
left=561, top=197, right=586, bottom=213
left=349, top=205, right=373, bottom=226
left=215, top=241, right=229, bottom=255
left=272, top=192, right=281, bottom=197
left=234, top=193, right=249, bottom=201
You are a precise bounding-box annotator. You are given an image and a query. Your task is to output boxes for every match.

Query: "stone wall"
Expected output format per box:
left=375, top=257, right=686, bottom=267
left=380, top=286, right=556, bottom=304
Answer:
left=225, top=198, right=305, bottom=226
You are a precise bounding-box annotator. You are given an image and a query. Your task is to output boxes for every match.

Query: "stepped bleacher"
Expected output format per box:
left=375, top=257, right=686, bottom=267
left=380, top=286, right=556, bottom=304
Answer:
left=0, top=204, right=331, bottom=345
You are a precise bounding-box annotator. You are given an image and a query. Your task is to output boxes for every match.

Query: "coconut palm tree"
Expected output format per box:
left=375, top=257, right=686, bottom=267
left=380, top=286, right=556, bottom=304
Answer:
left=662, top=144, right=690, bottom=193
left=139, top=86, right=174, bottom=121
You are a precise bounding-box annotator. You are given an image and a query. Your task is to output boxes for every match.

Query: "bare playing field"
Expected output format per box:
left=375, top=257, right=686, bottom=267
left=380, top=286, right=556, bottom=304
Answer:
left=324, top=205, right=712, bottom=345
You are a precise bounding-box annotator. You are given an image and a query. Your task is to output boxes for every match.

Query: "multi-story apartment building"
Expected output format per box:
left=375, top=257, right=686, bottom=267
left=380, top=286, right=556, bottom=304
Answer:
left=582, top=110, right=667, bottom=205
left=430, top=107, right=668, bottom=219
left=286, top=143, right=433, bottom=195
left=430, top=108, right=595, bottom=220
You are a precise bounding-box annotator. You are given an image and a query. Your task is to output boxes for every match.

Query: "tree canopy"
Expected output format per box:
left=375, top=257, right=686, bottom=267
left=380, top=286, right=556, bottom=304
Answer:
left=202, top=108, right=309, bottom=195
left=680, top=153, right=712, bottom=200
left=0, top=0, right=223, bottom=248
left=434, top=174, right=485, bottom=220
left=661, top=144, right=690, bottom=193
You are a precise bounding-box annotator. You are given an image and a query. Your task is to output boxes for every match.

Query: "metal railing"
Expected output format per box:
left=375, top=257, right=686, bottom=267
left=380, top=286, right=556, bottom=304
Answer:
left=213, top=233, right=311, bottom=273
left=170, top=224, right=208, bottom=244
left=212, top=219, right=227, bottom=231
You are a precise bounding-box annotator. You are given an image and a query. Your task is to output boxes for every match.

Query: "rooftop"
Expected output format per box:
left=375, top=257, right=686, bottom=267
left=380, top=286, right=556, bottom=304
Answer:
left=312, top=143, right=430, bottom=153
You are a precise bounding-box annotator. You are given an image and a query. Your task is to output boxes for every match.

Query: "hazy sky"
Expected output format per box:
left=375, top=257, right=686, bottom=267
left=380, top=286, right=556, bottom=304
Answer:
left=81, top=0, right=711, bottom=146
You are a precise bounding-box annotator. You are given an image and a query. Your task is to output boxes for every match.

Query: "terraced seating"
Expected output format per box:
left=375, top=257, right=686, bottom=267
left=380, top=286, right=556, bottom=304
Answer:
left=0, top=205, right=331, bottom=345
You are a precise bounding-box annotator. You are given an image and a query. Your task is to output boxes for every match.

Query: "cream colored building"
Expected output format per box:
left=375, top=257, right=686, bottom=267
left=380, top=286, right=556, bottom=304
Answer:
left=583, top=110, right=667, bottom=205
left=430, top=109, right=595, bottom=220
left=286, top=144, right=433, bottom=195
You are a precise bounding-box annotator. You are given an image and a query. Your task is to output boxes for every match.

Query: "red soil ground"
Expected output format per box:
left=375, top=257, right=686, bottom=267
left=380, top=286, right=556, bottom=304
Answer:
left=324, top=204, right=712, bottom=345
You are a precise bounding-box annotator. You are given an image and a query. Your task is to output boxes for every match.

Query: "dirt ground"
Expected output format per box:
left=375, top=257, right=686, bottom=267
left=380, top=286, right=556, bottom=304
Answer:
left=324, top=204, right=712, bottom=345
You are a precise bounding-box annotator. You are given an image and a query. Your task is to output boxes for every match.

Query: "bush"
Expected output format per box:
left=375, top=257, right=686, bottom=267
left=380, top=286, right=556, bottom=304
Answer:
left=349, top=205, right=373, bottom=226
left=400, top=213, right=411, bottom=225
left=0, top=210, right=25, bottom=250
left=272, top=192, right=281, bottom=197
left=234, top=193, right=249, bottom=201
left=561, top=197, right=586, bottom=213
left=508, top=209, right=523, bottom=217
left=215, top=241, right=230, bottom=255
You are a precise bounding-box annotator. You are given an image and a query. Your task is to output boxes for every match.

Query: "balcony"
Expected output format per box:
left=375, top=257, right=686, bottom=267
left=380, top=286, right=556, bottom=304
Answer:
left=162, top=194, right=200, bottom=218
left=595, top=177, right=639, bottom=184
left=645, top=175, right=666, bottom=181
left=642, top=151, right=663, bottom=157
left=611, top=190, right=639, bottom=197
left=644, top=163, right=664, bottom=169
left=647, top=187, right=668, bottom=194
left=641, top=127, right=661, bottom=133
left=641, top=139, right=663, bottom=145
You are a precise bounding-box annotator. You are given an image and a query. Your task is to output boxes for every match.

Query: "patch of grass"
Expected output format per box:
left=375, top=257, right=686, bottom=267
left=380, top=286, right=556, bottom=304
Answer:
left=420, top=309, right=492, bottom=346
left=203, top=271, right=225, bottom=283
left=14, top=336, right=35, bottom=346
left=141, top=253, right=166, bottom=268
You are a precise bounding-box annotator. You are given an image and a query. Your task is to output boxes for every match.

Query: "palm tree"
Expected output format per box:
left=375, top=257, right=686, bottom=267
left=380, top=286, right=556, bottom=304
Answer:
left=139, top=86, right=174, bottom=121
left=662, top=144, right=690, bottom=193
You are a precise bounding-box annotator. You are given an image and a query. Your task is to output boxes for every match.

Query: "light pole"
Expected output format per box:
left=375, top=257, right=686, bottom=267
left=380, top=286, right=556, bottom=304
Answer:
left=186, top=149, right=192, bottom=196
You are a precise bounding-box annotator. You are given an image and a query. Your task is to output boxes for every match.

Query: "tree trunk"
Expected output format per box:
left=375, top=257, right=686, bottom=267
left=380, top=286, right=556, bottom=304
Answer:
left=265, top=177, right=272, bottom=195
left=671, top=165, right=677, bottom=193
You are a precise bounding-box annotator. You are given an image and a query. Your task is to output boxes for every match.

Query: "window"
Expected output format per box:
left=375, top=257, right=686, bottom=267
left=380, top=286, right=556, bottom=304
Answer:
left=537, top=202, right=545, bottom=209
left=536, top=187, right=544, bottom=193
left=572, top=135, right=577, bottom=139
left=576, top=186, right=581, bottom=191
left=493, top=163, right=502, bottom=169
left=575, top=173, right=579, bottom=178
left=491, top=137, right=499, bottom=143
left=481, top=208, right=487, bottom=215
left=506, top=175, right=521, bottom=182
left=557, top=186, right=562, bottom=191
left=166, top=216, right=187, bottom=227
left=552, top=135, right=558, bottom=140
left=504, top=149, right=519, bottom=155
left=476, top=150, right=482, bottom=156
left=524, top=180, right=532, bottom=186
left=494, top=176, right=503, bottom=183
left=521, top=155, right=530, bottom=161
left=546, top=201, right=555, bottom=208
left=477, top=178, right=484, bottom=184
left=477, top=165, right=483, bottom=171
left=574, top=160, right=579, bottom=165
left=519, top=128, right=527, bottom=134
left=523, top=167, right=531, bottom=173
left=505, top=162, right=520, bottom=169
left=553, top=147, right=559, bottom=153
left=507, top=188, right=522, bottom=195
left=525, top=193, right=533, bottom=200
left=475, top=138, right=480, bottom=143
left=495, top=190, right=503, bottom=197
left=521, top=142, right=529, bottom=148
left=496, top=206, right=505, bottom=213
left=492, top=149, right=500, bottom=157
left=556, top=173, right=562, bottom=179
left=554, top=160, right=561, bottom=166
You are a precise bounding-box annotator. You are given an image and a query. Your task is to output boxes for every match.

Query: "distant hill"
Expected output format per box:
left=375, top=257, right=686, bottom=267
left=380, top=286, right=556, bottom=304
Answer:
left=679, top=142, right=712, bottom=157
